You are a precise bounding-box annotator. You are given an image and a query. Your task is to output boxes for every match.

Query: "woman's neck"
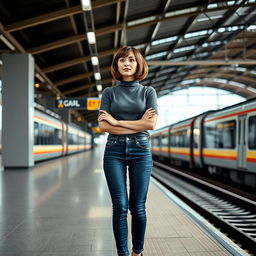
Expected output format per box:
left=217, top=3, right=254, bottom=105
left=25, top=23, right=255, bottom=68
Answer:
left=119, top=80, right=138, bottom=87
left=123, top=77, right=134, bottom=81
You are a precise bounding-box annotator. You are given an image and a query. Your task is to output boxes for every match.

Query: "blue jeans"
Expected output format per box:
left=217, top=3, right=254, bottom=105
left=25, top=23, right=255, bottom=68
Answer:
left=103, top=136, right=153, bottom=256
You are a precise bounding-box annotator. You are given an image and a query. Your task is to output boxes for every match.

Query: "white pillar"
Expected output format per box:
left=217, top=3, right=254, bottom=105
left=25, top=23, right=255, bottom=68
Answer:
left=2, top=53, right=34, bottom=168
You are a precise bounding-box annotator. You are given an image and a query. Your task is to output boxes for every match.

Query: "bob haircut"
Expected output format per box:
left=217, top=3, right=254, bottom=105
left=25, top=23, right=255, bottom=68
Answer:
left=111, top=46, right=148, bottom=81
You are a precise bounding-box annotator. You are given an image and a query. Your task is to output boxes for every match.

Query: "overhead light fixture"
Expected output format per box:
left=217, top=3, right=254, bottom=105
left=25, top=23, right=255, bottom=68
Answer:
left=81, top=0, right=91, bottom=11
left=0, top=35, right=15, bottom=51
left=96, top=85, right=102, bottom=91
left=247, top=25, right=256, bottom=31
left=35, top=83, right=40, bottom=88
left=0, top=60, right=2, bottom=65
left=91, top=56, right=99, bottom=66
left=94, top=72, right=101, bottom=80
left=87, top=32, right=96, bottom=44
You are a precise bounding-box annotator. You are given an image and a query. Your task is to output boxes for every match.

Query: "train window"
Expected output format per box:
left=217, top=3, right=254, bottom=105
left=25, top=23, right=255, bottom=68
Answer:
left=204, top=120, right=236, bottom=149
left=54, top=129, right=62, bottom=145
left=34, top=122, right=39, bottom=145
left=184, top=129, right=190, bottom=147
left=248, top=116, right=256, bottom=149
left=68, top=133, right=73, bottom=144
left=49, top=126, right=54, bottom=145
left=152, top=136, right=160, bottom=148
left=74, top=134, right=78, bottom=144
left=43, top=124, right=54, bottom=145
left=170, top=133, right=176, bottom=147
left=40, top=123, right=46, bottom=145
left=162, top=134, right=168, bottom=148
left=171, top=130, right=189, bottom=147
left=204, top=125, right=215, bottom=148
left=218, top=121, right=236, bottom=148
left=68, top=133, right=78, bottom=145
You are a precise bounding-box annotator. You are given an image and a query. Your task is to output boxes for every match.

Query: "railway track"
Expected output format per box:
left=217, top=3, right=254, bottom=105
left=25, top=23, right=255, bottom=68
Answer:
left=152, top=161, right=256, bottom=255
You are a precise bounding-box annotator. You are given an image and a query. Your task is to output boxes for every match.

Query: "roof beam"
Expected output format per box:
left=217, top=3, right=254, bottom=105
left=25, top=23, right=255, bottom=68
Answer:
left=128, top=2, right=256, bottom=31
left=143, top=0, right=172, bottom=56
left=55, top=66, right=110, bottom=87
left=156, top=0, right=251, bottom=93
left=120, top=0, right=129, bottom=46
left=63, top=77, right=113, bottom=96
left=0, top=22, right=61, bottom=96
left=42, top=49, right=114, bottom=73
left=4, top=0, right=127, bottom=32
left=210, top=72, right=256, bottom=84
left=160, top=83, right=252, bottom=99
left=114, top=1, right=121, bottom=48
left=22, top=2, right=255, bottom=56
left=28, top=34, right=86, bottom=55
left=27, top=24, right=122, bottom=54
left=147, top=60, right=256, bottom=66
left=64, top=0, right=90, bottom=87
left=158, top=77, right=254, bottom=98
left=5, top=6, right=81, bottom=33
left=195, top=80, right=255, bottom=97
left=149, top=0, right=211, bottom=87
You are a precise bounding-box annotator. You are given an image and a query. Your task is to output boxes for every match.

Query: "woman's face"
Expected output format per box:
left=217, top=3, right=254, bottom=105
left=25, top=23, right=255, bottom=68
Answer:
left=117, top=51, right=137, bottom=81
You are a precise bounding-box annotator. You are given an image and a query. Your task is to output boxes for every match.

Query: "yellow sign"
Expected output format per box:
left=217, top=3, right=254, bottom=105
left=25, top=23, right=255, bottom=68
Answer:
left=57, top=102, right=64, bottom=108
left=87, top=98, right=101, bottom=110
left=92, top=127, right=104, bottom=133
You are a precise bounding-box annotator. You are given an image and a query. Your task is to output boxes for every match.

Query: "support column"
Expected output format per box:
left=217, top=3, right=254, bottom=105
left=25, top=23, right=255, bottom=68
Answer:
left=57, top=109, right=71, bottom=124
left=2, top=53, right=34, bottom=168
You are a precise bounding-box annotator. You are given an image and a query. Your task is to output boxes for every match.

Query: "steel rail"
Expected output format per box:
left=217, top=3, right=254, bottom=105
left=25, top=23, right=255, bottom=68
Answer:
left=152, top=160, right=256, bottom=255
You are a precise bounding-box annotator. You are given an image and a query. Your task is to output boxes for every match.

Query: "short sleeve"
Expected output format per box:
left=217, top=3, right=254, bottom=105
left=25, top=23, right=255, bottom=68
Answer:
left=98, top=87, right=112, bottom=117
left=146, top=86, right=158, bottom=115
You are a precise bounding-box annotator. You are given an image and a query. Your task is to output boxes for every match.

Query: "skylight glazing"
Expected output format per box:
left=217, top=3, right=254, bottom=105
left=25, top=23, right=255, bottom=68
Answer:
left=145, top=51, right=167, bottom=60
left=152, top=36, right=177, bottom=46
left=156, top=87, right=245, bottom=129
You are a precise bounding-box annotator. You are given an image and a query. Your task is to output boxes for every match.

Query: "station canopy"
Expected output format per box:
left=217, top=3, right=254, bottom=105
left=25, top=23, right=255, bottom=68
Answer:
left=0, top=0, right=256, bottom=124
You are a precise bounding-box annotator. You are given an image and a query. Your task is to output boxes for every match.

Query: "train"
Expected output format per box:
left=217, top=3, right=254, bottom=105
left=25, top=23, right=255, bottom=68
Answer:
left=34, top=106, right=92, bottom=161
left=0, top=105, right=92, bottom=161
left=150, top=98, right=256, bottom=188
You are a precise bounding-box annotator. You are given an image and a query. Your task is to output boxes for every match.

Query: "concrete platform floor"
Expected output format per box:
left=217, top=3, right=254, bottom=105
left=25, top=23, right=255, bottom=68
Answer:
left=0, top=145, right=230, bottom=256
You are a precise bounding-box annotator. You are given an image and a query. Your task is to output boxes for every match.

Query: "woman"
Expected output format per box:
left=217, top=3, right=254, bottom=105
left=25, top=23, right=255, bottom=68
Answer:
left=98, top=46, right=158, bottom=256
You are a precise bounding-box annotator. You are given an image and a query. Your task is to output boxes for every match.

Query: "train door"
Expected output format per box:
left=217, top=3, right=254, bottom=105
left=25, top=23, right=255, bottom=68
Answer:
left=237, top=115, right=247, bottom=169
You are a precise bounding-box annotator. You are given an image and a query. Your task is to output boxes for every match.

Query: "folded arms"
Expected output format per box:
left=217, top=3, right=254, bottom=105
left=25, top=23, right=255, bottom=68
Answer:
left=98, top=108, right=157, bottom=135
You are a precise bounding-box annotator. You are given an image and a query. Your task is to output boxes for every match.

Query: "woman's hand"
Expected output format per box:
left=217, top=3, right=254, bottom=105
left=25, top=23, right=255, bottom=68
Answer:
left=98, top=110, right=119, bottom=126
left=142, top=108, right=156, bottom=120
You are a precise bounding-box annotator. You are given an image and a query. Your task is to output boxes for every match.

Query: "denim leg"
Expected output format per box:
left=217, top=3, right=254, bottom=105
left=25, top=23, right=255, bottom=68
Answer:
left=104, top=146, right=129, bottom=256
left=128, top=144, right=152, bottom=254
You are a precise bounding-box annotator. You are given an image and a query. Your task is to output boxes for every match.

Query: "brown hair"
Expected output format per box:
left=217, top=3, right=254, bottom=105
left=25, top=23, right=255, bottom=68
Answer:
left=111, top=46, right=148, bottom=81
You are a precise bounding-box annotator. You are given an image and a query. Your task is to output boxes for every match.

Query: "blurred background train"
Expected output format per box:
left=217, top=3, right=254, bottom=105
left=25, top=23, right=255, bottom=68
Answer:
left=0, top=103, right=92, bottom=162
left=34, top=105, right=92, bottom=161
left=151, top=98, right=256, bottom=188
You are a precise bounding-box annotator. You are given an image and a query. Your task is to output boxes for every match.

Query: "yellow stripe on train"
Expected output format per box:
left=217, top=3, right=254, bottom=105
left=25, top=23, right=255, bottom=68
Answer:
left=34, top=145, right=63, bottom=155
left=151, top=147, right=161, bottom=152
left=170, top=147, right=190, bottom=155
left=161, top=147, right=169, bottom=153
left=247, top=151, right=256, bottom=162
left=203, top=149, right=237, bottom=160
left=193, top=149, right=200, bottom=157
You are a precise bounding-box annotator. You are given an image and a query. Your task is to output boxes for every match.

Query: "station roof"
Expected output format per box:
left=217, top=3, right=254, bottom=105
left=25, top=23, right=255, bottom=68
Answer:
left=0, top=0, right=256, bottom=124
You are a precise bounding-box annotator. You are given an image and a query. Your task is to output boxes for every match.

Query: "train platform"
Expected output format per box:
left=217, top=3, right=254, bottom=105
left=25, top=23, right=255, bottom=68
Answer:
left=0, top=146, right=235, bottom=256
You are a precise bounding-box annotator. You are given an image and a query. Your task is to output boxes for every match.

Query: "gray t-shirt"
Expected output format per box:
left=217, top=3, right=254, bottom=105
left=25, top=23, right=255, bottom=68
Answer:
left=99, top=80, right=158, bottom=137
